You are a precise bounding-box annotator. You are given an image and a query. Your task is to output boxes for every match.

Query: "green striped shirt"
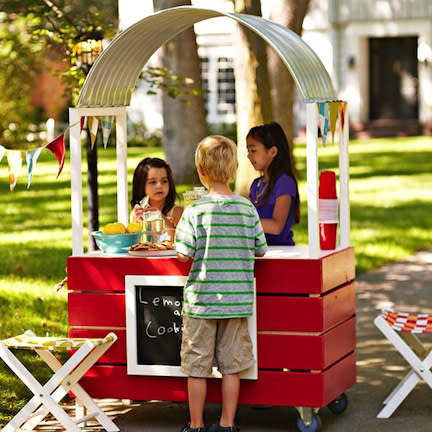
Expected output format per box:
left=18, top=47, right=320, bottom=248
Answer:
left=175, top=194, right=267, bottom=318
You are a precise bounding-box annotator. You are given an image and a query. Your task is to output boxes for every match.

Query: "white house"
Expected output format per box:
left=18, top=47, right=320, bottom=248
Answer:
left=118, top=0, right=432, bottom=136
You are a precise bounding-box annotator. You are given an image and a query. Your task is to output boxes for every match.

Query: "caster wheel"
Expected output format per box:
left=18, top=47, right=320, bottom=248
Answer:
left=327, top=393, right=348, bottom=414
left=296, top=413, right=321, bottom=432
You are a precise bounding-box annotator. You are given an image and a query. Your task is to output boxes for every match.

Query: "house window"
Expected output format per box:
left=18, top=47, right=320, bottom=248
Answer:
left=200, top=55, right=236, bottom=123
left=216, top=57, right=236, bottom=115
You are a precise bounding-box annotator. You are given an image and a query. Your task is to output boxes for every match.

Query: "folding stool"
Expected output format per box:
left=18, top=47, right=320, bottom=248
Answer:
left=0, top=330, right=119, bottom=431
left=374, top=308, right=432, bottom=418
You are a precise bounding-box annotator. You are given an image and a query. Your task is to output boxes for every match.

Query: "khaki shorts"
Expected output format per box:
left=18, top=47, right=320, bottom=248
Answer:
left=180, top=316, right=255, bottom=377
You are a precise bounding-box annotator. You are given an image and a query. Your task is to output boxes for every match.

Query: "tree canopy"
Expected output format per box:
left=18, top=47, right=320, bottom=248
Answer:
left=0, top=0, right=117, bottom=149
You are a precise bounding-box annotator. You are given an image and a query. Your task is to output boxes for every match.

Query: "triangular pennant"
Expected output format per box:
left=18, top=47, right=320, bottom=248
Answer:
left=26, top=147, right=43, bottom=189
left=87, top=116, right=99, bottom=149
left=46, top=133, right=66, bottom=178
left=7, top=149, right=23, bottom=191
left=318, top=102, right=329, bottom=145
left=329, top=101, right=340, bottom=145
left=339, top=101, right=347, bottom=130
left=101, top=116, right=114, bottom=148
left=0, top=145, right=6, bottom=163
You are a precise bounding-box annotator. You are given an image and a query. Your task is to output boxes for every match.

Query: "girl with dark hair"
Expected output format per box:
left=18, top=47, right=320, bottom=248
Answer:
left=247, top=122, right=300, bottom=245
left=130, top=157, right=183, bottom=233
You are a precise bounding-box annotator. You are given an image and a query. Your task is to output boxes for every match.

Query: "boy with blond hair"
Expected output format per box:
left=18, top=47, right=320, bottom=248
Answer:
left=176, top=135, right=268, bottom=432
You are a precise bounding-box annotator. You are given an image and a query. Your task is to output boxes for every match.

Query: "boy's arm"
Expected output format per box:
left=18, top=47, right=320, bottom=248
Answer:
left=176, top=252, right=192, bottom=262
left=254, top=210, right=268, bottom=257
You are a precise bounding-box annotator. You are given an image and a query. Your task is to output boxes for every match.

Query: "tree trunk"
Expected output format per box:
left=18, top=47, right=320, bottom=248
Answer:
left=153, top=0, right=209, bottom=185
left=233, top=0, right=273, bottom=197
left=86, top=132, right=99, bottom=250
left=268, top=0, right=310, bottom=177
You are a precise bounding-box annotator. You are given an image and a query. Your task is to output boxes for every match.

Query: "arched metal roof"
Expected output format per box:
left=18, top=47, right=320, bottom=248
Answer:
left=77, top=6, right=336, bottom=107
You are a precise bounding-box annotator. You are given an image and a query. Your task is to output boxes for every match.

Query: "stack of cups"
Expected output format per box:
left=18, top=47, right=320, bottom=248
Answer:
left=319, top=171, right=338, bottom=250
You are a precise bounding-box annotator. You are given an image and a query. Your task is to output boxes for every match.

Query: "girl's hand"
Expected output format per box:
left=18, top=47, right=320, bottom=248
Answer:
left=131, top=204, right=144, bottom=223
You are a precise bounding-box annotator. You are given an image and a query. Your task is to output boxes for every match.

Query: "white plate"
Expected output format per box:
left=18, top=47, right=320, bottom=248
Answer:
left=128, top=249, right=177, bottom=257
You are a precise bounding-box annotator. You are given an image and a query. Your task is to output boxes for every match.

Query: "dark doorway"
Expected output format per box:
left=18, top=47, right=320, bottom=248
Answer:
left=369, top=37, right=418, bottom=120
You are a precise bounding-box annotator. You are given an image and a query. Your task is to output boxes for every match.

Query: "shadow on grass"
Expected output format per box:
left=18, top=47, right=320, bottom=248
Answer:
left=0, top=244, right=70, bottom=281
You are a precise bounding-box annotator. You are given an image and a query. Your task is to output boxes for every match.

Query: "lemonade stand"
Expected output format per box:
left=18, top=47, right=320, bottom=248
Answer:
left=66, top=7, right=355, bottom=432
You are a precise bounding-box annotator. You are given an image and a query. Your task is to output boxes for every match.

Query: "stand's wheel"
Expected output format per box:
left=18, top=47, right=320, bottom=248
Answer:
left=296, top=413, right=321, bottom=432
left=327, top=393, right=348, bottom=414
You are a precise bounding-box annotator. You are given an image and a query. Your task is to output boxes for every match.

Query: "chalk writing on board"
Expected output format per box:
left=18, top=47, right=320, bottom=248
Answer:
left=135, top=285, right=183, bottom=366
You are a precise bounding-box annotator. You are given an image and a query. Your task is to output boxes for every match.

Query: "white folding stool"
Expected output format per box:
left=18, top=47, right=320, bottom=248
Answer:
left=374, top=308, right=432, bottom=418
left=0, top=330, right=119, bottom=431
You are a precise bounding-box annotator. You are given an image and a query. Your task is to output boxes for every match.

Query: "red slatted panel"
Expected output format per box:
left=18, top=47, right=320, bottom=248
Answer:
left=321, top=247, right=355, bottom=292
left=68, top=316, right=355, bottom=369
left=257, top=282, right=355, bottom=332
left=67, top=247, right=355, bottom=296
left=254, top=247, right=355, bottom=295
left=257, top=316, right=355, bottom=370
left=67, top=256, right=191, bottom=292
left=68, top=282, right=355, bottom=332
left=78, top=352, right=355, bottom=408
left=68, top=292, right=125, bottom=327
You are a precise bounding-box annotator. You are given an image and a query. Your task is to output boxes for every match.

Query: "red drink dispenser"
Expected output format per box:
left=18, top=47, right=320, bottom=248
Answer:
left=319, top=171, right=338, bottom=250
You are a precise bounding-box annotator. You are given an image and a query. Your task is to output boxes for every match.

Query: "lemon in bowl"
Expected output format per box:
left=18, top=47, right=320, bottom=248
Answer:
left=92, top=222, right=143, bottom=254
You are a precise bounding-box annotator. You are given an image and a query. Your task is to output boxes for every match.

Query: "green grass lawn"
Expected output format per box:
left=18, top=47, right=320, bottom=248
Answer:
left=0, top=136, right=431, bottom=425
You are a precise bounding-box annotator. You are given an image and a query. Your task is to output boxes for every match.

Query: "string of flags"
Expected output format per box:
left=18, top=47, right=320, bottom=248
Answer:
left=0, top=101, right=347, bottom=192
left=0, top=115, right=114, bottom=191
left=318, top=100, right=347, bottom=145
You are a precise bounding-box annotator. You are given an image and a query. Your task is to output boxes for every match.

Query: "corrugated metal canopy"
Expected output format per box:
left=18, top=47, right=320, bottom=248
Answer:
left=77, top=6, right=337, bottom=107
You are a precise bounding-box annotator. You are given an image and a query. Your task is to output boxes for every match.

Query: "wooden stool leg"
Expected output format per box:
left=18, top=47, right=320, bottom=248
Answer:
left=0, top=344, right=81, bottom=432
left=375, top=315, right=432, bottom=418
left=377, top=370, right=420, bottom=418
left=0, top=332, right=118, bottom=431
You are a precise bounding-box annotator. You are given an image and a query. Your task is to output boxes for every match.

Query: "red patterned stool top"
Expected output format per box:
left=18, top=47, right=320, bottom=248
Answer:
left=382, top=308, right=432, bottom=333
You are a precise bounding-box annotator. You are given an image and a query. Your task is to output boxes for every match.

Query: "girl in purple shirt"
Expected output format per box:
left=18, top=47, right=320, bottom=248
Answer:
left=247, top=122, right=300, bottom=245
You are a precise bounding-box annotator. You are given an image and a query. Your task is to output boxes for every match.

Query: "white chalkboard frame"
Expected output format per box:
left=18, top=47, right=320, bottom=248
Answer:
left=125, top=275, right=258, bottom=379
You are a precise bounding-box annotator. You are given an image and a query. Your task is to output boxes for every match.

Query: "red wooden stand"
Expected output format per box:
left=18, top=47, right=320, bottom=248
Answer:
left=67, top=247, right=355, bottom=410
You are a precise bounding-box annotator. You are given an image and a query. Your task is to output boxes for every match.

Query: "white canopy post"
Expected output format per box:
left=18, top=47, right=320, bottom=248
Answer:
left=69, top=106, right=128, bottom=256
left=306, top=103, right=320, bottom=257
left=338, top=103, right=350, bottom=248
left=115, top=108, right=129, bottom=225
left=69, top=108, right=83, bottom=256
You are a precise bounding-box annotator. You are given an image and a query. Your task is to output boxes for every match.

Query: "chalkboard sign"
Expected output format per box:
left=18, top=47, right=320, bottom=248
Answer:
left=126, top=275, right=187, bottom=376
left=126, top=275, right=258, bottom=379
left=135, top=284, right=182, bottom=366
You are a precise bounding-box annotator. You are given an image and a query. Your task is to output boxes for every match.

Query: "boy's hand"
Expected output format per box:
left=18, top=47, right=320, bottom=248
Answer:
left=176, top=252, right=191, bottom=262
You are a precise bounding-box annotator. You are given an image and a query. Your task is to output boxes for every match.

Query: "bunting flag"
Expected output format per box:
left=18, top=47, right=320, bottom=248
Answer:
left=87, top=116, right=99, bottom=149
left=318, top=102, right=329, bottom=144
left=339, top=101, right=347, bottom=130
left=7, top=150, right=23, bottom=191
left=0, top=145, right=6, bottom=163
left=46, top=133, right=66, bottom=178
left=101, top=116, right=114, bottom=148
left=1, top=117, right=89, bottom=191
left=328, top=101, right=340, bottom=145
left=26, top=147, right=43, bottom=189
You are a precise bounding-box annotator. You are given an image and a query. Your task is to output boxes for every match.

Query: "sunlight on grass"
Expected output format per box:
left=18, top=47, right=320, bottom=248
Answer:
left=0, top=137, right=432, bottom=426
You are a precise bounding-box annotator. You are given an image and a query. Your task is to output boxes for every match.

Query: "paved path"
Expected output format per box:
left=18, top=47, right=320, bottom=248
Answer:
left=36, top=250, right=432, bottom=431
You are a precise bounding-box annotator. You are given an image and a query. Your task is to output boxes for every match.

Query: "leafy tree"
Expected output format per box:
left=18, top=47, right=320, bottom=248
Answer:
left=0, top=0, right=117, bottom=149
left=1, top=0, right=118, bottom=101
left=0, top=13, right=45, bottom=149
left=153, top=0, right=209, bottom=184
left=232, top=0, right=311, bottom=194
left=233, top=0, right=273, bottom=195
left=268, top=0, right=310, bottom=176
